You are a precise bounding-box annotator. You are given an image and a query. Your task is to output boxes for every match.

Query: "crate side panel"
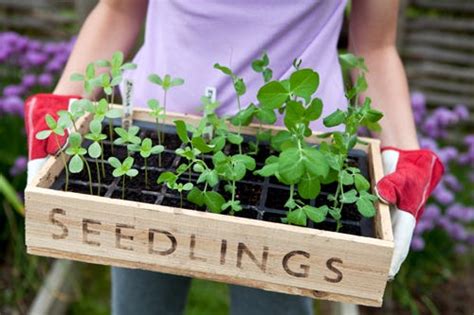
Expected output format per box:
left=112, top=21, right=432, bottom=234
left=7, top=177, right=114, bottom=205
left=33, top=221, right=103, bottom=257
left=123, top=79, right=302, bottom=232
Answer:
left=25, top=189, right=391, bottom=303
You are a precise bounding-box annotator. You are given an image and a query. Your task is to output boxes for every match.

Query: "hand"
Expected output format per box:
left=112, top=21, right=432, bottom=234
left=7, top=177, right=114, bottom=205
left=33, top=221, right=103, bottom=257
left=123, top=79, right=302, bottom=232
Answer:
left=376, top=147, right=444, bottom=280
left=25, top=93, right=81, bottom=185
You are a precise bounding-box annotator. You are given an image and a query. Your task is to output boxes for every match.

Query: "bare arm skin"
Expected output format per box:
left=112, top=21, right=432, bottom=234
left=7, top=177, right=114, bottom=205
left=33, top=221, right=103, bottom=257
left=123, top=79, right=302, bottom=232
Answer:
left=53, top=0, right=148, bottom=96
left=349, top=0, right=419, bottom=150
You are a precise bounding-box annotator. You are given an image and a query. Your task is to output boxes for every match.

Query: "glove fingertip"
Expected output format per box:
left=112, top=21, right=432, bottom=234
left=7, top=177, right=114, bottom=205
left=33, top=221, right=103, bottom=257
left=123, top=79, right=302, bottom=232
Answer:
left=376, top=178, right=397, bottom=205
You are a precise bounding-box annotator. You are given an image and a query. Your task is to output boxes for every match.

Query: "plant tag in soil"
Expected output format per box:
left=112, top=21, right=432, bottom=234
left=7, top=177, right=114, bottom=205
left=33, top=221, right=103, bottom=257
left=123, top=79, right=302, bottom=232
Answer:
left=204, top=86, right=217, bottom=103
left=122, top=78, right=134, bottom=130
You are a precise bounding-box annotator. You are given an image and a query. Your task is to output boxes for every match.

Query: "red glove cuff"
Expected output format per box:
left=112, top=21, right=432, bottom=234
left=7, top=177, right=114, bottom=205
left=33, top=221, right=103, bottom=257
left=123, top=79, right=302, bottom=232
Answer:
left=376, top=146, right=444, bottom=221
left=25, top=93, right=81, bottom=160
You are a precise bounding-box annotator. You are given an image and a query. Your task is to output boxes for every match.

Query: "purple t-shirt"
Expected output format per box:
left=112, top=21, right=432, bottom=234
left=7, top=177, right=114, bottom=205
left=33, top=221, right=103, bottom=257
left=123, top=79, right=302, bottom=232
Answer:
left=125, top=0, right=348, bottom=131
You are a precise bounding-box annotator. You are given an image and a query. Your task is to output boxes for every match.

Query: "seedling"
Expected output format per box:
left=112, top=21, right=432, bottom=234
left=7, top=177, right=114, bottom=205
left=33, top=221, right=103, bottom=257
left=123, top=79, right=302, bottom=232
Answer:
left=65, top=132, right=93, bottom=195
left=113, top=126, right=141, bottom=155
left=147, top=99, right=165, bottom=166
left=35, top=114, right=70, bottom=191
left=214, top=63, right=247, bottom=154
left=108, top=156, right=138, bottom=199
left=94, top=51, right=137, bottom=151
left=148, top=73, right=184, bottom=143
left=57, top=99, right=85, bottom=133
left=70, top=63, right=99, bottom=96
left=128, top=138, right=164, bottom=187
left=213, top=152, right=256, bottom=214
left=85, top=119, right=108, bottom=194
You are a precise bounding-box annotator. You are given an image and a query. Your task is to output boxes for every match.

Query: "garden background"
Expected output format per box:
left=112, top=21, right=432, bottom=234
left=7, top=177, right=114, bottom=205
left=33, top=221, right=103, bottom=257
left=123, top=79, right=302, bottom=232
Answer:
left=0, top=1, right=472, bottom=314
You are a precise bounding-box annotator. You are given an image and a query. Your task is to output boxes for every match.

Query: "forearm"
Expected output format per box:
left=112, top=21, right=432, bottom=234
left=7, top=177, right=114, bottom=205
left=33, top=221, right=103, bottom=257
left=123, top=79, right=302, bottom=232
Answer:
left=54, top=0, right=146, bottom=96
left=351, top=46, right=419, bottom=150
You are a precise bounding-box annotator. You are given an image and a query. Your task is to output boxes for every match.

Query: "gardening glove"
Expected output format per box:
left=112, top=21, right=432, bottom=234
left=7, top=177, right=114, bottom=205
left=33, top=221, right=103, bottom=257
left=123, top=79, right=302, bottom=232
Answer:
left=375, top=147, right=444, bottom=280
left=25, top=93, right=81, bottom=185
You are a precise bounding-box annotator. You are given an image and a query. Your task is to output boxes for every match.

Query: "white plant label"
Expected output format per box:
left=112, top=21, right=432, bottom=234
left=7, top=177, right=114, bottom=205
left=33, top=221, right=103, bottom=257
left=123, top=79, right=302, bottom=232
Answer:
left=122, top=79, right=134, bottom=130
left=205, top=86, right=217, bottom=103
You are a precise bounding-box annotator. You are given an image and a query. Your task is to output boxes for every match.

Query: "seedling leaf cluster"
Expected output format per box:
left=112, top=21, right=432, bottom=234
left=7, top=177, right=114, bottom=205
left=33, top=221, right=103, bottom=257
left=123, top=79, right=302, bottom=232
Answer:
left=36, top=51, right=383, bottom=232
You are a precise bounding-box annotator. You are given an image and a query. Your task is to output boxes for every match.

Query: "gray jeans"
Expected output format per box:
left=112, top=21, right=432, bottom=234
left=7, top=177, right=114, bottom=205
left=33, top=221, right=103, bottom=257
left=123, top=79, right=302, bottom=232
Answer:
left=112, top=267, right=313, bottom=315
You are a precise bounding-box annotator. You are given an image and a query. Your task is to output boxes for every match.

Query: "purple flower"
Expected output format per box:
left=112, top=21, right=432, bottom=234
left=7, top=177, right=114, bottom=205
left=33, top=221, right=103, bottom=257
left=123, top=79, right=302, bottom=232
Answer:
left=433, top=185, right=454, bottom=205
left=443, top=174, right=461, bottom=191
left=25, top=50, right=47, bottom=66
left=464, top=135, right=474, bottom=146
left=21, top=74, right=36, bottom=88
left=423, top=204, right=441, bottom=221
left=419, top=137, right=438, bottom=151
left=38, top=73, right=53, bottom=87
left=415, top=219, right=434, bottom=234
left=448, top=223, right=468, bottom=241
left=411, top=236, right=425, bottom=251
left=411, top=92, right=426, bottom=123
left=9, top=156, right=27, bottom=176
left=1, top=96, right=23, bottom=116
left=434, top=108, right=458, bottom=125
left=454, top=105, right=469, bottom=121
left=45, top=60, right=63, bottom=73
left=3, top=84, right=25, bottom=97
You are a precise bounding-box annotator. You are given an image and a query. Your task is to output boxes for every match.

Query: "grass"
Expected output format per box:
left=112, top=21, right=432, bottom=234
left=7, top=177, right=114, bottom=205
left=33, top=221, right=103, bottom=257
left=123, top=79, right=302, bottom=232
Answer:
left=67, top=263, right=229, bottom=315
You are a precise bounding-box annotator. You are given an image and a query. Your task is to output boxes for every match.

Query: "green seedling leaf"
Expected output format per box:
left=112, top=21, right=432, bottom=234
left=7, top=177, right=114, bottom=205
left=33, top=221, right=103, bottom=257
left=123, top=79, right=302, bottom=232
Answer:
left=257, top=81, right=289, bottom=110
left=354, top=174, right=370, bottom=191
left=191, top=137, right=214, bottom=153
left=88, top=141, right=102, bottom=158
left=157, top=171, right=178, bottom=185
left=227, top=133, right=243, bottom=145
left=323, top=109, right=346, bottom=127
left=108, top=157, right=121, bottom=168
left=174, top=120, right=190, bottom=143
left=69, top=155, right=84, bottom=173
left=232, top=154, right=256, bottom=171
left=356, top=197, right=376, bottom=217
left=204, top=191, right=225, bottom=213
left=298, top=173, right=320, bottom=199
left=289, top=69, right=319, bottom=102
left=340, top=189, right=358, bottom=204
left=306, top=98, right=323, bottom=120
left=187, top=187, right=205, bottom=207
left=303, top=205, right=328, bottom=223
left=36, top=130, right=52, bottom=140
left=127, top=169, right=139, bottom=177
left=287, top=208, right=307, bottom=226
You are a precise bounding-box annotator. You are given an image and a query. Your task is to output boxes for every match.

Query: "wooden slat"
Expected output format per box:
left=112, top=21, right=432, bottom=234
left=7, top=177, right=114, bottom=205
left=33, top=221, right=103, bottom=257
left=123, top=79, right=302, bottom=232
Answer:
left=403, top=46, right=474, bottom=66
left=406, top=17, right=474, bottom=32
left=409, top=78, right=474, bottom=96
left=405, top=32, right=474, bottom=51
left=405, top=62, right=474, bottom=81
left=412, top=0, right=474, bottom=13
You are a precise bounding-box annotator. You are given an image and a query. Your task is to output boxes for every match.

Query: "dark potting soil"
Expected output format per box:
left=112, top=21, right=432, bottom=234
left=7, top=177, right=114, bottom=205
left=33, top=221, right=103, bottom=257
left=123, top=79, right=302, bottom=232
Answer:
left=126, top=169, right=163, bottom=192
left=69, top=159, right=116, bottom=185
left=134, top=152, right=177, bottom=170
left=221, top=182, right=263, bottom=206
left=51, top=121, right=374, bottom=238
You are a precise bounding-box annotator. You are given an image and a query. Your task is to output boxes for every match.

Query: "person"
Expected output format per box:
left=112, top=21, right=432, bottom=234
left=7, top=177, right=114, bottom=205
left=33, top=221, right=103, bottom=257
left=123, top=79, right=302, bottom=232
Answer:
left=25, top=1, right=443, bottom=314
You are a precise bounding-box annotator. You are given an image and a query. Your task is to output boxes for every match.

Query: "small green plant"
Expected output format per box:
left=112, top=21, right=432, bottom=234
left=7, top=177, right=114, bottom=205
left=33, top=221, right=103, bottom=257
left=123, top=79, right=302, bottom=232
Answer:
left=108, top=156, right=138, bottom=199
left=213, top=63, right=248, bottom=154
left=213, top=152, right=256, bottom=214
left=84, top=119, right=107, bottom=194
left=148, top=73, right=184, bottom=143
left=35, top=114, right=70, bottom=191
left=47, top=51, right=383, bottom=234
left=65, top=132, right=93, bottom=195
left=128, top=138, right=164, bottom=187
left=113, top=126, right=141, bottom=155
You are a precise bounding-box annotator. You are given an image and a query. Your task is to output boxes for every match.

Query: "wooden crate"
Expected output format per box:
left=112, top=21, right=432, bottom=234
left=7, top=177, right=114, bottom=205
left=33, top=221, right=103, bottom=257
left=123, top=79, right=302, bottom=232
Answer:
left=25, top=108, right=393, bottom=307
